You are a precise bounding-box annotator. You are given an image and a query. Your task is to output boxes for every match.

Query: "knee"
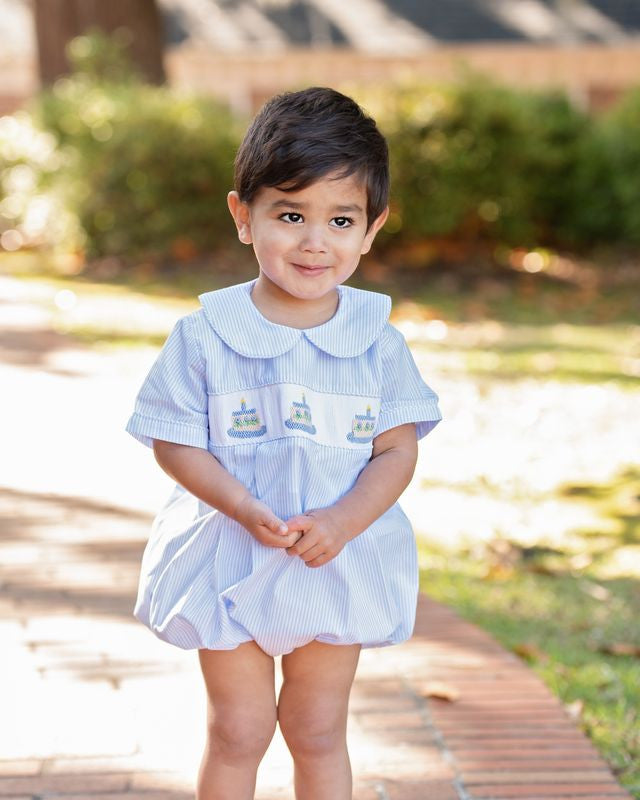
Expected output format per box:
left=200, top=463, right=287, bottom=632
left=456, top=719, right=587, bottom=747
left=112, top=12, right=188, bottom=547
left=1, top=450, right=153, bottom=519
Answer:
left=279, top=710, right=345, bottom=760
left=208, top=711, right=276, bottom=763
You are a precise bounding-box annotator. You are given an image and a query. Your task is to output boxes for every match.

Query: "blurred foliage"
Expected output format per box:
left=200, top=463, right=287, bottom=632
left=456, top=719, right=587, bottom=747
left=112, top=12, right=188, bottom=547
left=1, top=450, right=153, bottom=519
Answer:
left=0, top=111, right=71, bottom=253
left=1, top=29, right=239, bottom=264
left=597, top=88, right=640, bottom=245
left=63, top=25, right=145, bottom=84
left=2, top=32, right=640, bottom=271
left=351, top=75, right=620, bottom=253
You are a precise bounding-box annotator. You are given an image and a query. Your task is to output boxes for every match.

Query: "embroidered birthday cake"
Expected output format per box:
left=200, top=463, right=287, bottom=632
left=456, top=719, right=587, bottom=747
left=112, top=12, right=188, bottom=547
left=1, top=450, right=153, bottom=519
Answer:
left=227, top=399, right=267, bottom=438
left=284, top=393, right=317, bottom=434
left=346, top=405, right=377, bottom=443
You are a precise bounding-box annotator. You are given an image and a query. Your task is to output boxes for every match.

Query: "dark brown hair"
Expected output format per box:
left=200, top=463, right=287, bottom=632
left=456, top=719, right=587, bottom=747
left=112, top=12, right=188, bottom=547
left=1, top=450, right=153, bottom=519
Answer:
left=233, top=87, right=389, bottom=229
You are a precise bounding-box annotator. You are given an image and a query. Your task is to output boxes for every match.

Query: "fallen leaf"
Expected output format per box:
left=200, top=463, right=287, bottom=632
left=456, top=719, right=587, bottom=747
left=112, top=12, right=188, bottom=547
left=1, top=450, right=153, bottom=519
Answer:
left=568, top=553, right=593, bottom=571
left=417, top=681, right=461, bottom=702
left=523, top=562, right=561, bottom=576
left=513, top=642, right=547, bottom=662
left=598, top=642, right=640, bottom=658
left=580, top=581, right=611, bottom=601
left=483, top=563, right=515, bottom=580
left=565, top=699, right=584, bottom=720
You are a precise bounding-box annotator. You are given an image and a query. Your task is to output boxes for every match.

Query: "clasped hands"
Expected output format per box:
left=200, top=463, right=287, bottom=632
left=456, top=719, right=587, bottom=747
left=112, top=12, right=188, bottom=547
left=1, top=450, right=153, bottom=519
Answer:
left=233, top=496, right=350, bottom=568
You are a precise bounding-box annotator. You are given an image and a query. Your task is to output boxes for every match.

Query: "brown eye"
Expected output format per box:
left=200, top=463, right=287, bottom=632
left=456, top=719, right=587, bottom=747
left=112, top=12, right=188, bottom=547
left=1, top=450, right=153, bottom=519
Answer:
left=280, top=212, right=303, bottom=224
left=331, top=217, right=354, bottom=228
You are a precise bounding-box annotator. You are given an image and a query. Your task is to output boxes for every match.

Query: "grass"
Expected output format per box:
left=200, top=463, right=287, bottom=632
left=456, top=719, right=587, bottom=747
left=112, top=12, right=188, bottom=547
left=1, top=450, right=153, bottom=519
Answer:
left=412, top=320, right=640, bottom=385
left=419, top=465, right=640, bottom=798
left=0, top=249, right=250, bottom=301
left=419, top=554, right=640, bottom=796
left=559, top=467, right=640, bottom=559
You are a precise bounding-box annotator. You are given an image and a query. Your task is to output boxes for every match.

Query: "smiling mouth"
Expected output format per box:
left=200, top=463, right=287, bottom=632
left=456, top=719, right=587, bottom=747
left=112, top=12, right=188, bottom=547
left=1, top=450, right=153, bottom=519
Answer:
left=293, top=263, right=330, bottom=272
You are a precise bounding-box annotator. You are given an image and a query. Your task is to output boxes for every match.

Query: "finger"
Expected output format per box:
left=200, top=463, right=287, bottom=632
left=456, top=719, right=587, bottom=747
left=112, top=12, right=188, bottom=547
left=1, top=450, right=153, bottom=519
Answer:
left=299, top=543, right=325, bottom=563
left=263, top=531, right=304, bottom=552
left=260, top=527, right=301, bottom=547
left=284, top=531, right=303, bottom=556
left=286, top=531, right=319, bottom=556
left=287, top=530, right=304, bottom=546
left=266, top=516, right=289, bottom=535
left=284, top=515, right=314, bottom=533
left=306, top=552, right=332, bottom=568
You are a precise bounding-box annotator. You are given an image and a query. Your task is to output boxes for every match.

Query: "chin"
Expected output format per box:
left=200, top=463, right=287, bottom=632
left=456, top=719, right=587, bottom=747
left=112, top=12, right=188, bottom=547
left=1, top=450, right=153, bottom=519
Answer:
left=289, top=287, right=335, bottom=302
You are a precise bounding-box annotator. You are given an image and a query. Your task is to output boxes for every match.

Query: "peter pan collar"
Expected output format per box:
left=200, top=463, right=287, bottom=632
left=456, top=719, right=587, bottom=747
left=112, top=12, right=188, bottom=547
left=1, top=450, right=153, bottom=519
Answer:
left=198, top=279, right=391, bottom=358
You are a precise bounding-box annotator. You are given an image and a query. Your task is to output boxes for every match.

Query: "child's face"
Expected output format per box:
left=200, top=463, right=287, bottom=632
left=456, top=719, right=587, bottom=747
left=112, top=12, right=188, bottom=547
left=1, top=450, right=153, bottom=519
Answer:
left=227, top=171, right=388, bottom=305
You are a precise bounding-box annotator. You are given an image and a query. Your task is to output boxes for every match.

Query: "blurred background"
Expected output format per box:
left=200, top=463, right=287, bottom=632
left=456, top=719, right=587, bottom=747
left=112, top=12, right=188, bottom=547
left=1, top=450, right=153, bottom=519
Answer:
left=0, top=1, right=638, bottom=796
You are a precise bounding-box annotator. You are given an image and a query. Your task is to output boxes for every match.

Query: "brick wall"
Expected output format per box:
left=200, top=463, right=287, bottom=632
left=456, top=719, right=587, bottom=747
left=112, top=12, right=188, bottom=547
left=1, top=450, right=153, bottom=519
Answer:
left=165, top=43, right=640, bottom=113
left=2, top=43, right=639, bottom=115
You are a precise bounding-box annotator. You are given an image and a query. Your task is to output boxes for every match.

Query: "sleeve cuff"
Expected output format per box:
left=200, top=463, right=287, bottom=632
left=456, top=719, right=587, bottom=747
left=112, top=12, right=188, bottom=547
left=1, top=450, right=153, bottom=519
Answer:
left=375, top=398, right=442, bottom=441
left=125, top=412, right=210, bottom=450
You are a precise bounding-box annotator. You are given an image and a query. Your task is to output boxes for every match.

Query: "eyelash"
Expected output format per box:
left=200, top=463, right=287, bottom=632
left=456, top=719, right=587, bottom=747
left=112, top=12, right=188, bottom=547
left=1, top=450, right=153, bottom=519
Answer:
left=278, top=212, right=355, bottom=228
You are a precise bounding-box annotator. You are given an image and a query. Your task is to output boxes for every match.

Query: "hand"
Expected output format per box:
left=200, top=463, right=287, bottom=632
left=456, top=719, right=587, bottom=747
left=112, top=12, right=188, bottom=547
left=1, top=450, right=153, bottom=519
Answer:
left=234, top=495, right=302, bottom=549
left=284, top=508, right=350, bottom=568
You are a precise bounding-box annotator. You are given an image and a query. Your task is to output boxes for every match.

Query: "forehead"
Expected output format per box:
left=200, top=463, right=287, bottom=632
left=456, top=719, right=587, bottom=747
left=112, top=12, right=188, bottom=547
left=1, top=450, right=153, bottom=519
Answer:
left=254, top=171, right=368, bottom=209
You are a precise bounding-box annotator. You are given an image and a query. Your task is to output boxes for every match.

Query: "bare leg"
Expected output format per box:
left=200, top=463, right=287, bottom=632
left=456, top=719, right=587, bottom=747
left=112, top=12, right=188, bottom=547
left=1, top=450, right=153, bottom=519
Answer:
left=278, top=640, right=361, bottom=800
left=197, top=642, right=276, bottom=800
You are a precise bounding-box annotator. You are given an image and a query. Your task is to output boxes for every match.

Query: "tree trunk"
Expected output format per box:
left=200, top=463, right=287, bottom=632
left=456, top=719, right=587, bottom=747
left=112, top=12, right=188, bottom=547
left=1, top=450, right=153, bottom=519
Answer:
left=33, top=0, right=166, bottom=86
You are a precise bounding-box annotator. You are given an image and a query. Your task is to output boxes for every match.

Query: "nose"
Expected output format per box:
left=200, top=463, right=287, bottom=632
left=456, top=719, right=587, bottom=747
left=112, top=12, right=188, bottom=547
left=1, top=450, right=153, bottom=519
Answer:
left=300, top=224, right=328, bottom=254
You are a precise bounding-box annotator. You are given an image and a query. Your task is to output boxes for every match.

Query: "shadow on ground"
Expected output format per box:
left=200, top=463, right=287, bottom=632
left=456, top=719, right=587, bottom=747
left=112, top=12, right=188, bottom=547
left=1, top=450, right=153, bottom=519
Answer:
left=0, top=486, right=151, bottom=621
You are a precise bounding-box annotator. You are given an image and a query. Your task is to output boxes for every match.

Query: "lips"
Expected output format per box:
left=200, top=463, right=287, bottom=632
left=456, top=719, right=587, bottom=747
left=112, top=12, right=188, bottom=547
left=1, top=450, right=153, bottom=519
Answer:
left=292, top=263, right=330, bottom=272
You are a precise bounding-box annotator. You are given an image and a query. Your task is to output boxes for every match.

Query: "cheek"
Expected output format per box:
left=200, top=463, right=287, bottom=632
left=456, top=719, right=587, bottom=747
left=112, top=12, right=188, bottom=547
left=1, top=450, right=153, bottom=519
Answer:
left=339, top=234, right=369, bottom=259
left=252, top=236, right=281, bottom=263
left=259, top=227, right=294, bottom=253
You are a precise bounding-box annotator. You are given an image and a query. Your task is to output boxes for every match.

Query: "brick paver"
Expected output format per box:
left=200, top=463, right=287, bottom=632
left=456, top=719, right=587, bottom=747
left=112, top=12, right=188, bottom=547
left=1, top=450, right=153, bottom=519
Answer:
left=1, top=492, right=633, bottom=800
left=401, top=595, right=634, bottom=800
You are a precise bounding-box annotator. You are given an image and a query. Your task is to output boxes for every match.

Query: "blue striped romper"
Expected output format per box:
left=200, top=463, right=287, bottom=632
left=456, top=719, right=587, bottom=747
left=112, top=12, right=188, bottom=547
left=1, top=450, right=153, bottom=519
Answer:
left=126, top=279, right=442, bottom=657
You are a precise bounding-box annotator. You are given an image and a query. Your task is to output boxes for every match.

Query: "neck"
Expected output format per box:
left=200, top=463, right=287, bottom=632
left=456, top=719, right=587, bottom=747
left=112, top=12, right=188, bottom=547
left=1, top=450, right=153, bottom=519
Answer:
left=251, top=276, right=339, bottom=329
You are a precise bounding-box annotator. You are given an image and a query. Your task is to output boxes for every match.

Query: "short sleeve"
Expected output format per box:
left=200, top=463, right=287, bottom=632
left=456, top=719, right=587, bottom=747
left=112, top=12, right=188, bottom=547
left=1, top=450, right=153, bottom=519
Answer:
left=376, top=324, right=442, bottom=441
left=125, top=314, right=209, bottom=449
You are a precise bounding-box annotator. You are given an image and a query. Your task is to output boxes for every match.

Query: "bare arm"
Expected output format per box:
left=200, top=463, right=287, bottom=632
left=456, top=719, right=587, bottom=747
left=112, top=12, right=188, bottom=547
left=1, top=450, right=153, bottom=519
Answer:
left=285, top=423, right=419, bottom=567
left=152, top=440, right=301, bottom=548
left=332, top=422, right=418, bottom=536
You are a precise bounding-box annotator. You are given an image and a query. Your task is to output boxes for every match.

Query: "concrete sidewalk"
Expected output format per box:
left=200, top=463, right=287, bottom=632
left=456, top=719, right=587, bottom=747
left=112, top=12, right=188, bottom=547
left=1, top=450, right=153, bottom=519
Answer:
left=0, top=486, right=631, bottom=800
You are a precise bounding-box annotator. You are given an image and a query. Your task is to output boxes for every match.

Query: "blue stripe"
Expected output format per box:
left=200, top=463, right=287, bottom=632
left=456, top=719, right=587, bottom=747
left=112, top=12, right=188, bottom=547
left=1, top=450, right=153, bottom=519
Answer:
left=126, top=282, right=442, bottom=656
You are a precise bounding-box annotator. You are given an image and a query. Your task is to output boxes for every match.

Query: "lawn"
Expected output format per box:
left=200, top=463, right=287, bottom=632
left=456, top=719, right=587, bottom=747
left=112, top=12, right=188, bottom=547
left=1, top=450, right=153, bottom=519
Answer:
left=418, top=480, right=640, bottom=796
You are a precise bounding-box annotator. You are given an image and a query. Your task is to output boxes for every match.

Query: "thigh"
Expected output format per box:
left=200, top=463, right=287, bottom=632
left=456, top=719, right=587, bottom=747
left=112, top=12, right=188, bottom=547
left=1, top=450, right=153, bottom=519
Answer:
left=279, top=640, right=361, bottom=727
left=199, top=641, right=276, bottom=726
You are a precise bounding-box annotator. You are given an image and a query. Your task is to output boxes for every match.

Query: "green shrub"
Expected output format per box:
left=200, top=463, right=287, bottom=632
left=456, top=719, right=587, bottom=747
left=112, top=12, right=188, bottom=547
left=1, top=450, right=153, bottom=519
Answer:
left=29, top=30, right=240, bottom=263
left=0, top=111, right=76, bottom=253
left=4, top=37, right=640, bottom=269
left=598, top=88, right=640, bottom=245
left=354, top=75, right=605, bottom=252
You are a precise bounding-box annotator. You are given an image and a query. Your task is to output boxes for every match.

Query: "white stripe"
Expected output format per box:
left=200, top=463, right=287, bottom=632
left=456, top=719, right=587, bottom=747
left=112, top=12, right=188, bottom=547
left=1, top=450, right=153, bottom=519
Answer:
left=208, top=383, right=380, bottom=449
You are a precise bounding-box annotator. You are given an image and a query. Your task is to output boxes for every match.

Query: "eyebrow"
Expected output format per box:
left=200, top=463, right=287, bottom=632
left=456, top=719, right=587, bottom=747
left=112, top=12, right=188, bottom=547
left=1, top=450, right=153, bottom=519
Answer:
left=269, top=200, right=364, bottom=214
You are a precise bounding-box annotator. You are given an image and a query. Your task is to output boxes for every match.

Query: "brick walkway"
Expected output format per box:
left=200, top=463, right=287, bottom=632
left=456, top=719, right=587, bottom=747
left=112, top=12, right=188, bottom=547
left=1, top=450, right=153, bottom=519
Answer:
left=0, top=489, right=632, bottom=800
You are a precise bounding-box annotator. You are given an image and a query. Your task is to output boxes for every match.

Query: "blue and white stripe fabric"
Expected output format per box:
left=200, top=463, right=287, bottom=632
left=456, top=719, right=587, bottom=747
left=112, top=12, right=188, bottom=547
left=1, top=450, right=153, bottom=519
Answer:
left=126, top=279, right=442, bottom=656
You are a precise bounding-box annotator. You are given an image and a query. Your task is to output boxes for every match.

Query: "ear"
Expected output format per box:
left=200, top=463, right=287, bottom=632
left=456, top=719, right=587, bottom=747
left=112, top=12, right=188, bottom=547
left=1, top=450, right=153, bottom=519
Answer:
left=227, top=191, right=253, bottom=245
left=360, top=206, right=389, bottom=255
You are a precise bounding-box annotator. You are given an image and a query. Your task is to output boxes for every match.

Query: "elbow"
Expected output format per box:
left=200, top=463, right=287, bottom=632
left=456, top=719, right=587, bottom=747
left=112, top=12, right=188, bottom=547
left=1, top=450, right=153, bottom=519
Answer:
left=399, top=433, right=418, bottom=476
left=398, top=437, right=419, bottom=490
left=405, top=435, right=418, bottom=475
left=152, top=438, right=184, bottom=476
left=152, top=438, right=170, bottom=466
left=403, top=443, right=418, bottom=488
left=409, top=437, right=419, bottom=472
